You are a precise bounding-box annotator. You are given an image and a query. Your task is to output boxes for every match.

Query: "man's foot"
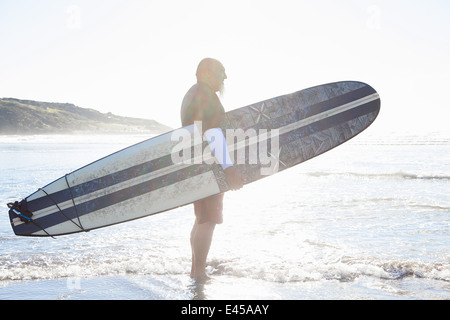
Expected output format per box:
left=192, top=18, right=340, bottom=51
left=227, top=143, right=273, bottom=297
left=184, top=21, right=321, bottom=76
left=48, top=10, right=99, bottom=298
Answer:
left=190, top=273, right=211, bottom=282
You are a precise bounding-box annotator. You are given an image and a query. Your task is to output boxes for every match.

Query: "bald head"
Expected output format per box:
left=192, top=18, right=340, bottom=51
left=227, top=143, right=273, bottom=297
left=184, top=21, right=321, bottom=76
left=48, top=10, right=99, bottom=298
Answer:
left=196, top=58, right=227, bottom=93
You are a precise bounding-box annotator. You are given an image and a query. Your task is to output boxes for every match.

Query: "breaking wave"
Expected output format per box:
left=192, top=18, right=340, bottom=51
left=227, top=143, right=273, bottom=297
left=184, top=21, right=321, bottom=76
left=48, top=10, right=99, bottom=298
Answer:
left=206, top=257, right=450, bottom=283
left=2, top=249, right=449, bottom=285
left=305, top=171, right=450, bottom=181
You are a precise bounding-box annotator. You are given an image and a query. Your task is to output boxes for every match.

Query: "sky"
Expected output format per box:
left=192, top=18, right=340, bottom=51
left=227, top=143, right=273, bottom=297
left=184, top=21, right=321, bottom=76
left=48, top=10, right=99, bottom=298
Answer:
left=1, top=0, right=449, bottom=133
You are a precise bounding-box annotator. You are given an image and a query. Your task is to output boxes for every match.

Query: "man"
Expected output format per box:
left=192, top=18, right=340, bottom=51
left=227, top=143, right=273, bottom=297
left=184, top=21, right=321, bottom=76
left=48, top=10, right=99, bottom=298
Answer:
left=181, top=58, right=244, bottom=280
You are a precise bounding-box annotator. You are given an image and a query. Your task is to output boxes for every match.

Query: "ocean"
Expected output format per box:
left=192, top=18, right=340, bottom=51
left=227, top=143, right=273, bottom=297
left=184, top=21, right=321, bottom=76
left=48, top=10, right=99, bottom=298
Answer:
left=0, top=130, right=449, bottom=300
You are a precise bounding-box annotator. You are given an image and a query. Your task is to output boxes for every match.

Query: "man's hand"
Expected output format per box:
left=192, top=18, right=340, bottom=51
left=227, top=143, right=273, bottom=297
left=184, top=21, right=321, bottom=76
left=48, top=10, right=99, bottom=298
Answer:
left=224, top=166, right=244, bottom=191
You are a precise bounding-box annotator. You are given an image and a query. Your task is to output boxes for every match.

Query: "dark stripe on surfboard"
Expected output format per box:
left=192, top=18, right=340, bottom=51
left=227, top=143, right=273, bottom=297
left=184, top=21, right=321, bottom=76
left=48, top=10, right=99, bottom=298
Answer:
left=26, top=153, right=175, bottom=213
left=293, top=84, right=376, bottom=124
left=14, top=163, right=211, bottom=235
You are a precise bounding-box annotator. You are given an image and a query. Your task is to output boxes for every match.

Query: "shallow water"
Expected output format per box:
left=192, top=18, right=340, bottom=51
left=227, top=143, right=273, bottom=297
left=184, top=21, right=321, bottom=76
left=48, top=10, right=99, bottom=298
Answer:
left=0, top=131, right=449, bottom=300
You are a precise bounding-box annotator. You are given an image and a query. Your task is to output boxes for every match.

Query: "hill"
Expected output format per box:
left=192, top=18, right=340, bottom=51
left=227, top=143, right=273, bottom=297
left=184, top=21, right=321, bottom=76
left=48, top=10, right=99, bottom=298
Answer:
left=0, top=98, right=172, bottom=135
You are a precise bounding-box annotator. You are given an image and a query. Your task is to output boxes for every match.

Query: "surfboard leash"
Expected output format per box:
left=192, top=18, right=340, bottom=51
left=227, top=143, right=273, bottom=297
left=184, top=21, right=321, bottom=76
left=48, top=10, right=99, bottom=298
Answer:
left=64, top=174, right=86, bottom=232
left=38, top=186, right=86, bottom=233
left=8, top=201, right=55, bottom=238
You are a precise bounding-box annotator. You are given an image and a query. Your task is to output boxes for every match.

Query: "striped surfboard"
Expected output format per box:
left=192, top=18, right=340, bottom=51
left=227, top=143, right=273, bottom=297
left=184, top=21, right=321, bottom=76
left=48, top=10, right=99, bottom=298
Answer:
left=7, top=81, right=380, bottom=237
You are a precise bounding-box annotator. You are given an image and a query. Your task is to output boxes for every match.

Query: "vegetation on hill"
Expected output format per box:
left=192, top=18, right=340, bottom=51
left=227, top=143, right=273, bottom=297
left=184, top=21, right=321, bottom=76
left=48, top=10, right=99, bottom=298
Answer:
left=0, top=98, right=171, bottom=134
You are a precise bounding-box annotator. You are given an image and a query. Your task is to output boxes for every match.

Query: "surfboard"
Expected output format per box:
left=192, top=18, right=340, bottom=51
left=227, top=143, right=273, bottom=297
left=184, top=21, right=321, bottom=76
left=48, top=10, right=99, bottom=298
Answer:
left=7, top=81, right=380, bottom=237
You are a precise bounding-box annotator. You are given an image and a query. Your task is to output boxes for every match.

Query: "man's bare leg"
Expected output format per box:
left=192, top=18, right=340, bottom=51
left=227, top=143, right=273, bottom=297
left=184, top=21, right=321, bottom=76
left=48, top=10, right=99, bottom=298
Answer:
left=190, top=222, right=197, bottom=278
left=190, top=220, right=216, bottom=280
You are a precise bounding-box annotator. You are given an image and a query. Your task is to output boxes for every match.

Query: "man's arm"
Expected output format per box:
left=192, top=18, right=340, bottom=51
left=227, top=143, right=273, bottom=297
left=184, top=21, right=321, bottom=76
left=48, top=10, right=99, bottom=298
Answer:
left=204, top=127, right=244, bottom=191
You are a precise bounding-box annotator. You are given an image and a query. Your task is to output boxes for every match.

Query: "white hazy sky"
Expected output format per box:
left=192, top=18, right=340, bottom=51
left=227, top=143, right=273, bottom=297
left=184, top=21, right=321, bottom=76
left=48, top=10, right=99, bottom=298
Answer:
left=1, top=0, right=449, bottom=133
